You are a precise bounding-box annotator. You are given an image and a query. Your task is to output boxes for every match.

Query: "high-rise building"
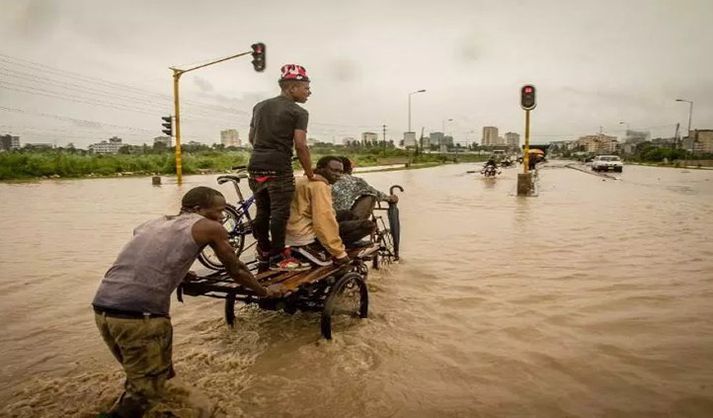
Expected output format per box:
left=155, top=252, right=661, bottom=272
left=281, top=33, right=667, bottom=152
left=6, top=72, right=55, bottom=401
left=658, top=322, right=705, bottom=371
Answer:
left=89, top=136, right=124, bottom=154
left=576, top=134, right=618, bottom=153
left=420, top=136, right=430, bottom=149
left=403, top=132, right=417, bottom=147
left=505, top=132, right=520, bottom=148
left=429, top=131, right=444, bottom=146
left=690, top=129, right=713, bottom=154
left=220, top=129, right=240, bottom=147
left=361, top=132, right=379, bottom=144
left=0, top=134, right=20, bottom=151
left=482, top=126, right=499, bottom=146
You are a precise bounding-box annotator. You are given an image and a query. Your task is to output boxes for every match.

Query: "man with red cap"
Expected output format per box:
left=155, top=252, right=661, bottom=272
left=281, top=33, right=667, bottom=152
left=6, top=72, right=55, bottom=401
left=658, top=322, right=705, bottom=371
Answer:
left=247, top=64, right=318, bottom=271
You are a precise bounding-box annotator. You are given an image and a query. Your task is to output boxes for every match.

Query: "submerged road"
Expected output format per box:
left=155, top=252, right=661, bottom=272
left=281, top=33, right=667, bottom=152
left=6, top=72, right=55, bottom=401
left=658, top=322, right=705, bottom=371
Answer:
left=1, top=162, right=712, bottom=417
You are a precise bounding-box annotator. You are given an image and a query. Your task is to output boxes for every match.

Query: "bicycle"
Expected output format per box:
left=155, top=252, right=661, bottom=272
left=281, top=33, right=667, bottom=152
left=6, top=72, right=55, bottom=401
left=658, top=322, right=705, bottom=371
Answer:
left=197, top=165, right=256, bottom=270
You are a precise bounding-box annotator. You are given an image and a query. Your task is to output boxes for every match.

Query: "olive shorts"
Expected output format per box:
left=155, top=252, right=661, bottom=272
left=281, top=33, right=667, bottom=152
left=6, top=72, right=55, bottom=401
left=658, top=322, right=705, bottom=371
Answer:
left=95, top=313, right=174, bottom=417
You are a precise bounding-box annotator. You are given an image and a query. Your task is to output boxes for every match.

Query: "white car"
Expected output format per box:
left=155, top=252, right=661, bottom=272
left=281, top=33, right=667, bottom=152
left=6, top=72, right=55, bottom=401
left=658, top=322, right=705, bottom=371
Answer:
left=591, top=155, right=623, bottom=172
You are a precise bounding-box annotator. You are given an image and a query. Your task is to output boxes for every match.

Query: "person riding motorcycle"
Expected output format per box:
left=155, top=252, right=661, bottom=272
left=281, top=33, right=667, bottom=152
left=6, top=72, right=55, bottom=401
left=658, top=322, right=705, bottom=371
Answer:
left=481, top=157, right=499, bottom=177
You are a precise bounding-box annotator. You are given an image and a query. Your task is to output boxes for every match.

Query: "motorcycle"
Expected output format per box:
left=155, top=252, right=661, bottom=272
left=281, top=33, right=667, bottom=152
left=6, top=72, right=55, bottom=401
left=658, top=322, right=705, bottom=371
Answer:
left=480, top=165, right=501, bottom=177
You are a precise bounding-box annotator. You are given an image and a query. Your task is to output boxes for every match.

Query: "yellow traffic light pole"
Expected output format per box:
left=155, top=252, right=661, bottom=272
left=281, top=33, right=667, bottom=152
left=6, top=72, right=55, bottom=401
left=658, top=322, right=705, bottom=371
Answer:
left=172, top=69, right=183, bottom=182
left=169, top=50, right=254, bottom=184
left=517, top=84, right=535, bottom=196
left=523, top=109, right=530, bottom=174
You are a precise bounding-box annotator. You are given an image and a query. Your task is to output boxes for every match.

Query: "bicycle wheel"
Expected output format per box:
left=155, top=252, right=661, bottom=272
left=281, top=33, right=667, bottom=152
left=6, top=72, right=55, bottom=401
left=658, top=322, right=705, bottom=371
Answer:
left=376, top=226, right=396, bottom=265
left=197, top=204, right=246, bottom=270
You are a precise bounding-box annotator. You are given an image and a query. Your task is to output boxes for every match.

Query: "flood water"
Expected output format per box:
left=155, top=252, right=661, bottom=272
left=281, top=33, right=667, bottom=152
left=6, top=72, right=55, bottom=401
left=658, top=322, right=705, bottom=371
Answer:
left=1, top=162, right=712, bottom=417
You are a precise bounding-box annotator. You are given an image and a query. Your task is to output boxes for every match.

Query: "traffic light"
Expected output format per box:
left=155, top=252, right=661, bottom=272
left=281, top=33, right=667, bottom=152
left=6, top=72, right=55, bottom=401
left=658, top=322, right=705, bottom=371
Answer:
left=161, top=115, right=173, bottom=136
left=520, top=84, right=536, bottom=110
left=251, top=42, right=266, bottom=72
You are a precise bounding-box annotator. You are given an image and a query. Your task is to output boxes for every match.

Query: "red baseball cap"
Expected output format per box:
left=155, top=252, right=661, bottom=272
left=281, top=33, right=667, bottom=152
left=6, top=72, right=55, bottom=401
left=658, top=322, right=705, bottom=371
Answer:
left=280, top=64, right=310, bottom=82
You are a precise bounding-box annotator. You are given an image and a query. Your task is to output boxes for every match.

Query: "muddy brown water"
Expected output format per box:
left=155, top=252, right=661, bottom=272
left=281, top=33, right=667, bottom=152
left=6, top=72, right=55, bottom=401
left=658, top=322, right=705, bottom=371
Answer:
left=1, top=162, right=712, bottom=417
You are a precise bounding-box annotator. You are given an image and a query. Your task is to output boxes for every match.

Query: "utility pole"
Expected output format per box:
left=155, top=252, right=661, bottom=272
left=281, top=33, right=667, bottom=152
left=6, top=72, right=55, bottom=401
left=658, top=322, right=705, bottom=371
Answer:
left=382, top=124, right=387, bottom=155
left=674, top=123, right=680, bottom=149
left=675, top=99, right=694, bottom=153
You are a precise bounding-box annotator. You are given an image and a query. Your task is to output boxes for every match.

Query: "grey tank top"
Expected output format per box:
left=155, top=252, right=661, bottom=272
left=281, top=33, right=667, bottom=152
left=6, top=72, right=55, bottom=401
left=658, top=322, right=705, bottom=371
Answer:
left=92, top=213, right=204, bottom=315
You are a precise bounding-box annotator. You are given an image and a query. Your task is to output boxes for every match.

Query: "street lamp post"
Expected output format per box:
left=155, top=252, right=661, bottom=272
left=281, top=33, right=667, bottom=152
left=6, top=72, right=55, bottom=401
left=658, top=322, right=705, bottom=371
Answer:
left=442, top=118, right=453, bottom=134
left=442, top=118, right=454, bottom=152
left=675, top=99, right=694, bottom=151
left=408, top=89, right=426, bottom=133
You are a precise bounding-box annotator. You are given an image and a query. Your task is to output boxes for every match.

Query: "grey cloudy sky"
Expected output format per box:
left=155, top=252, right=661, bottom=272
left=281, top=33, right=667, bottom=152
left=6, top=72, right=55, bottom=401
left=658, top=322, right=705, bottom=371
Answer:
left=1, top=0, right=712, bottom=147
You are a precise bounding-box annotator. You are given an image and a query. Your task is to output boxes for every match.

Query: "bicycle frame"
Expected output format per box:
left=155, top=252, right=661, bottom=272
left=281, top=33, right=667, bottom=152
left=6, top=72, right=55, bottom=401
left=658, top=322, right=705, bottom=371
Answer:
left=231, top=195, right=255, bottom=234
left=222, top=173, right=255, bottom=235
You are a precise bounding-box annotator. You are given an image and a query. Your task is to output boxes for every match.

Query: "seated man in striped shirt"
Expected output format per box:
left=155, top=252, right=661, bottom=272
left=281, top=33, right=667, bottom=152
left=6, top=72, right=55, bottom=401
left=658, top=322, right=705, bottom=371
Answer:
left=285, top=156, right=375, bottom=266
left=331, top=156, right=398, bottom=221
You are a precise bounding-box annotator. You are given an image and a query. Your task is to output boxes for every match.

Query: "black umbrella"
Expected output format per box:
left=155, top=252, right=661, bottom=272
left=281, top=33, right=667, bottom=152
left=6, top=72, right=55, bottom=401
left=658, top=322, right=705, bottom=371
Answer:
left=388, top=185, right=404, bottom=260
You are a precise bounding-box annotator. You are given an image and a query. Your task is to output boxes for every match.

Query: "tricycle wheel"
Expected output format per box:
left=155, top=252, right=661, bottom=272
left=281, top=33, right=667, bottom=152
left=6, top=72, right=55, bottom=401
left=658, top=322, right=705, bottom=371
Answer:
left=320, top=272, right=368, bottom=340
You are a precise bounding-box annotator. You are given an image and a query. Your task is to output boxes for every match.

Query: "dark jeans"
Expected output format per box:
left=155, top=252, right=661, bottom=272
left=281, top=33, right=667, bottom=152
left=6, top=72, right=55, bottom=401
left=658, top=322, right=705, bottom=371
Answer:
left=339, top=218, right=376, bottom=245
left=336, top=195, right=376, bottom=221
left=351, top=195, right=377, bottom=220
left=249, top=174, right=295, bottom=255
left=336, top=196, right=376, bottom=245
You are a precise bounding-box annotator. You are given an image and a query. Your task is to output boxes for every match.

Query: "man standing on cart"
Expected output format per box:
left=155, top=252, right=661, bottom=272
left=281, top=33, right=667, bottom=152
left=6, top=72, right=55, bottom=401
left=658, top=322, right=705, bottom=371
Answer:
left=248, top=63, right=319, bottom=271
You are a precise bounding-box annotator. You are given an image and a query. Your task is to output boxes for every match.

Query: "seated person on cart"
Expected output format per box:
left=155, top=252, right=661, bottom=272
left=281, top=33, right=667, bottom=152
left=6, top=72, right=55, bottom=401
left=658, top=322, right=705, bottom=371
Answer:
left=332, top=156, right=398, bottom=221
left=286, top=156, right=376, bottom=266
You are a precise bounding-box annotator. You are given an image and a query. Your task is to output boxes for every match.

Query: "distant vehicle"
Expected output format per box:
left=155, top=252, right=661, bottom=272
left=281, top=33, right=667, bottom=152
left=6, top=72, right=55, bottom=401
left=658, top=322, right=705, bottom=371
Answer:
left=591, top=155, right=623, bottom=172
left=481, top=164, right=501, bottom=177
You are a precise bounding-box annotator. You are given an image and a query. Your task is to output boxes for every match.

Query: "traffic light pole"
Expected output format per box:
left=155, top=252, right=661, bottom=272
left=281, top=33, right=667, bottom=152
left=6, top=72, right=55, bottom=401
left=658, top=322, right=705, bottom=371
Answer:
left=517, top=84, right=536, bottom=196
left=172, top=69, right=183, bottom=183
left=169, top=50, right=253, bottom=184
left=523, top=109, right=530, bottom=174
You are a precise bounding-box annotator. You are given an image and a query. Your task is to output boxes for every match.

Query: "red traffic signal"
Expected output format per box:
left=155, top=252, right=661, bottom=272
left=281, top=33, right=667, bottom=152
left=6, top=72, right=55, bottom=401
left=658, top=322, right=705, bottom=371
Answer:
left=251, top=42, right=266, bottom=72
left=520, top=84, right=536, bottom=110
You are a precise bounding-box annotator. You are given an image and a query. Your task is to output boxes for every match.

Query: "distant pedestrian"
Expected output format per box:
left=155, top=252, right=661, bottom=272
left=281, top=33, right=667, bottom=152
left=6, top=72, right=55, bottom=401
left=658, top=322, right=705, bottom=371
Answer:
left=248, top=64, right=321, bottom=271
left=92, top=187, right=282, bottom=417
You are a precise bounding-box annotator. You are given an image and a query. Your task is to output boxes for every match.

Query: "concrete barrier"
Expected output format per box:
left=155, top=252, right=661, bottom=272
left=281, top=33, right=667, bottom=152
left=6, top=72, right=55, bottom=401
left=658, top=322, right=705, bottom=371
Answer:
left=677, top=160, right=713, bottom=168
left=517, top=173, right=533, bottom=196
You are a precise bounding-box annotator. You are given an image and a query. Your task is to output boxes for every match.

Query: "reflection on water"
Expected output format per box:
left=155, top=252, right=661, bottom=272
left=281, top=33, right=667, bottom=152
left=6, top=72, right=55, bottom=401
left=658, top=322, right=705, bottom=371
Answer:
left=1, top=163, right=713, bottom=417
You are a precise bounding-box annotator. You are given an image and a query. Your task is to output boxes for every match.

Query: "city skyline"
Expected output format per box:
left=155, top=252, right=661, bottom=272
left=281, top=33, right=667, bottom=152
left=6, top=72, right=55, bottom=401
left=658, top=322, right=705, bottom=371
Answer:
left=1, top=0, right=712, bottom=148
